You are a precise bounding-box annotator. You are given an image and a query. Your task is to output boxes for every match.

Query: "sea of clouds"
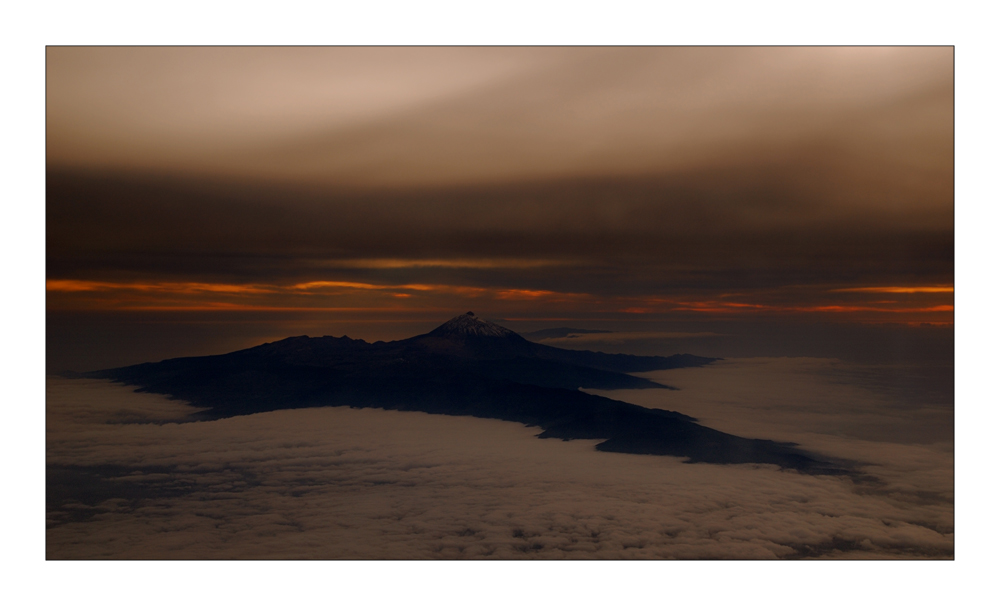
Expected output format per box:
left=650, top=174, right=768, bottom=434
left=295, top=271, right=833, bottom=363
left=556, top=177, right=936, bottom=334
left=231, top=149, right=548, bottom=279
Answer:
left=46, top=356, right=952, bottom=559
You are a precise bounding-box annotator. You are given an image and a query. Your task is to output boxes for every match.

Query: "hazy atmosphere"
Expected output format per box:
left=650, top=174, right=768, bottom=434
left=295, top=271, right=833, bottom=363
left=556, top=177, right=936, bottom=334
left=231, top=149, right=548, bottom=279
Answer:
left=45, top=46, right=953, bottom=560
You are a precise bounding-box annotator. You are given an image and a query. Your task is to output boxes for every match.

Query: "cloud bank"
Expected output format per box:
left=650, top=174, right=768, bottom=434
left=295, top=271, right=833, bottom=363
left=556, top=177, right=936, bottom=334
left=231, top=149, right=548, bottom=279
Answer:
left=47, top=362, right=952, bottom=559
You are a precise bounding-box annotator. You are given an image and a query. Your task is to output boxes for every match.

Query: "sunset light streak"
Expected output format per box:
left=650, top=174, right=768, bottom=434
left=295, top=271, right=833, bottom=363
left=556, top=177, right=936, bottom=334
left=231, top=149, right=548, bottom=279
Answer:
left=291, top=281, right=437, bottom=292
left=46, top=280, right=275, bottom=294
left=829, top=286, right=954, bottom=294
left=47, top=278, right=953, bottom=323
left=615, top=294, right=953, bottom=320
left=112, top=304, right=423, bottom=313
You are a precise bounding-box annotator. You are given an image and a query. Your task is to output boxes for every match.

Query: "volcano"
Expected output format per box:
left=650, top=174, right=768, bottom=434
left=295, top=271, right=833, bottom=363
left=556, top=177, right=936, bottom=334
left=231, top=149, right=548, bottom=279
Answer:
left=85, top=313, right=848, bottom=475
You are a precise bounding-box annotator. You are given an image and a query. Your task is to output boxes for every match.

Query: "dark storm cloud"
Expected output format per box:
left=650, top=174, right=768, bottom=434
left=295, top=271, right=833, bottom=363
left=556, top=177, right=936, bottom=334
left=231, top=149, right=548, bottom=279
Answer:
left=47, top=376, right=952, bottom=559
left=46, top=166, right=953, bottom=292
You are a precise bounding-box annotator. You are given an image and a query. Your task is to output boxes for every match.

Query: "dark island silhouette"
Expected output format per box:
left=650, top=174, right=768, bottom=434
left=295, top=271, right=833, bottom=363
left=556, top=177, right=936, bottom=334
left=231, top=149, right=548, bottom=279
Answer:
left=87, top=312, right=849, bottom=475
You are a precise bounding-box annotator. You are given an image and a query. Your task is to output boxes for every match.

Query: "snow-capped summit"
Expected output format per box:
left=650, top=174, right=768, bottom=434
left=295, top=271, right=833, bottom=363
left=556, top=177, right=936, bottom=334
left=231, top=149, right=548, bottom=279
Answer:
left=405, top=312, right=534, bottom=359
left=427, top=312, right=517, bottom=338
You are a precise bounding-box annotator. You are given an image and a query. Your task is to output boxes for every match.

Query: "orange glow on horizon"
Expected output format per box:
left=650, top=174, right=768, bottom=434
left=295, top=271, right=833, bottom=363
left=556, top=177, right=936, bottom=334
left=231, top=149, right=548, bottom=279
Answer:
left=292, top=281, right=437, bottom=292
left=46, top=280, right=275, bottom=294
left=829, top=285, right=954, bottom=293
left=620, top=298, right=953, bottom=317
left=801, top=304, right=954, bottom=313
left=113, top=304, right=423, bottom=312
left=48, top=278, right=954, bottom=322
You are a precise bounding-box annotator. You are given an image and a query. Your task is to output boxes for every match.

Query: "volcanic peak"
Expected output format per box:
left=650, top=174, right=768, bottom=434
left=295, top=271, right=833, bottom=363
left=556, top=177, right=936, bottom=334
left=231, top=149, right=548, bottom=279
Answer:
left=428, top=312, right=517, bottom=338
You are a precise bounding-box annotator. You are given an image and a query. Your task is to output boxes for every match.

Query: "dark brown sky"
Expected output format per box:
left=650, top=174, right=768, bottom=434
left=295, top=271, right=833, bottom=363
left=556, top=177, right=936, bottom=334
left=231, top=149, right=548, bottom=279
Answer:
left=46, top=47, right=953, bottom=369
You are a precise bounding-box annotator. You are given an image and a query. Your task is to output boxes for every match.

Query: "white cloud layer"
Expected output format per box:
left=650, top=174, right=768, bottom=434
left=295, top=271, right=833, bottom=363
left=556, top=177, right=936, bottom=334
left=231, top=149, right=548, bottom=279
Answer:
left=46, top=358, right=952, bottom=559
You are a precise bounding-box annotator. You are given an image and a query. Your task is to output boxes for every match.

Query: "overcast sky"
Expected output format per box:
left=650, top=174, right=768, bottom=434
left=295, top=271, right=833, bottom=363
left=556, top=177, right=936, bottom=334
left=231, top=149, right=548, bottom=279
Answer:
left=48, top=47, right=951, bottom=189
left=46, top=47, right=953, bottom=368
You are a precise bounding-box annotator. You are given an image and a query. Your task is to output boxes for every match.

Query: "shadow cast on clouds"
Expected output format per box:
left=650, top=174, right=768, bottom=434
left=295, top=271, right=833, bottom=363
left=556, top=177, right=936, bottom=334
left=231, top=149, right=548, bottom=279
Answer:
left=47, top=377, right=952, bottom=559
